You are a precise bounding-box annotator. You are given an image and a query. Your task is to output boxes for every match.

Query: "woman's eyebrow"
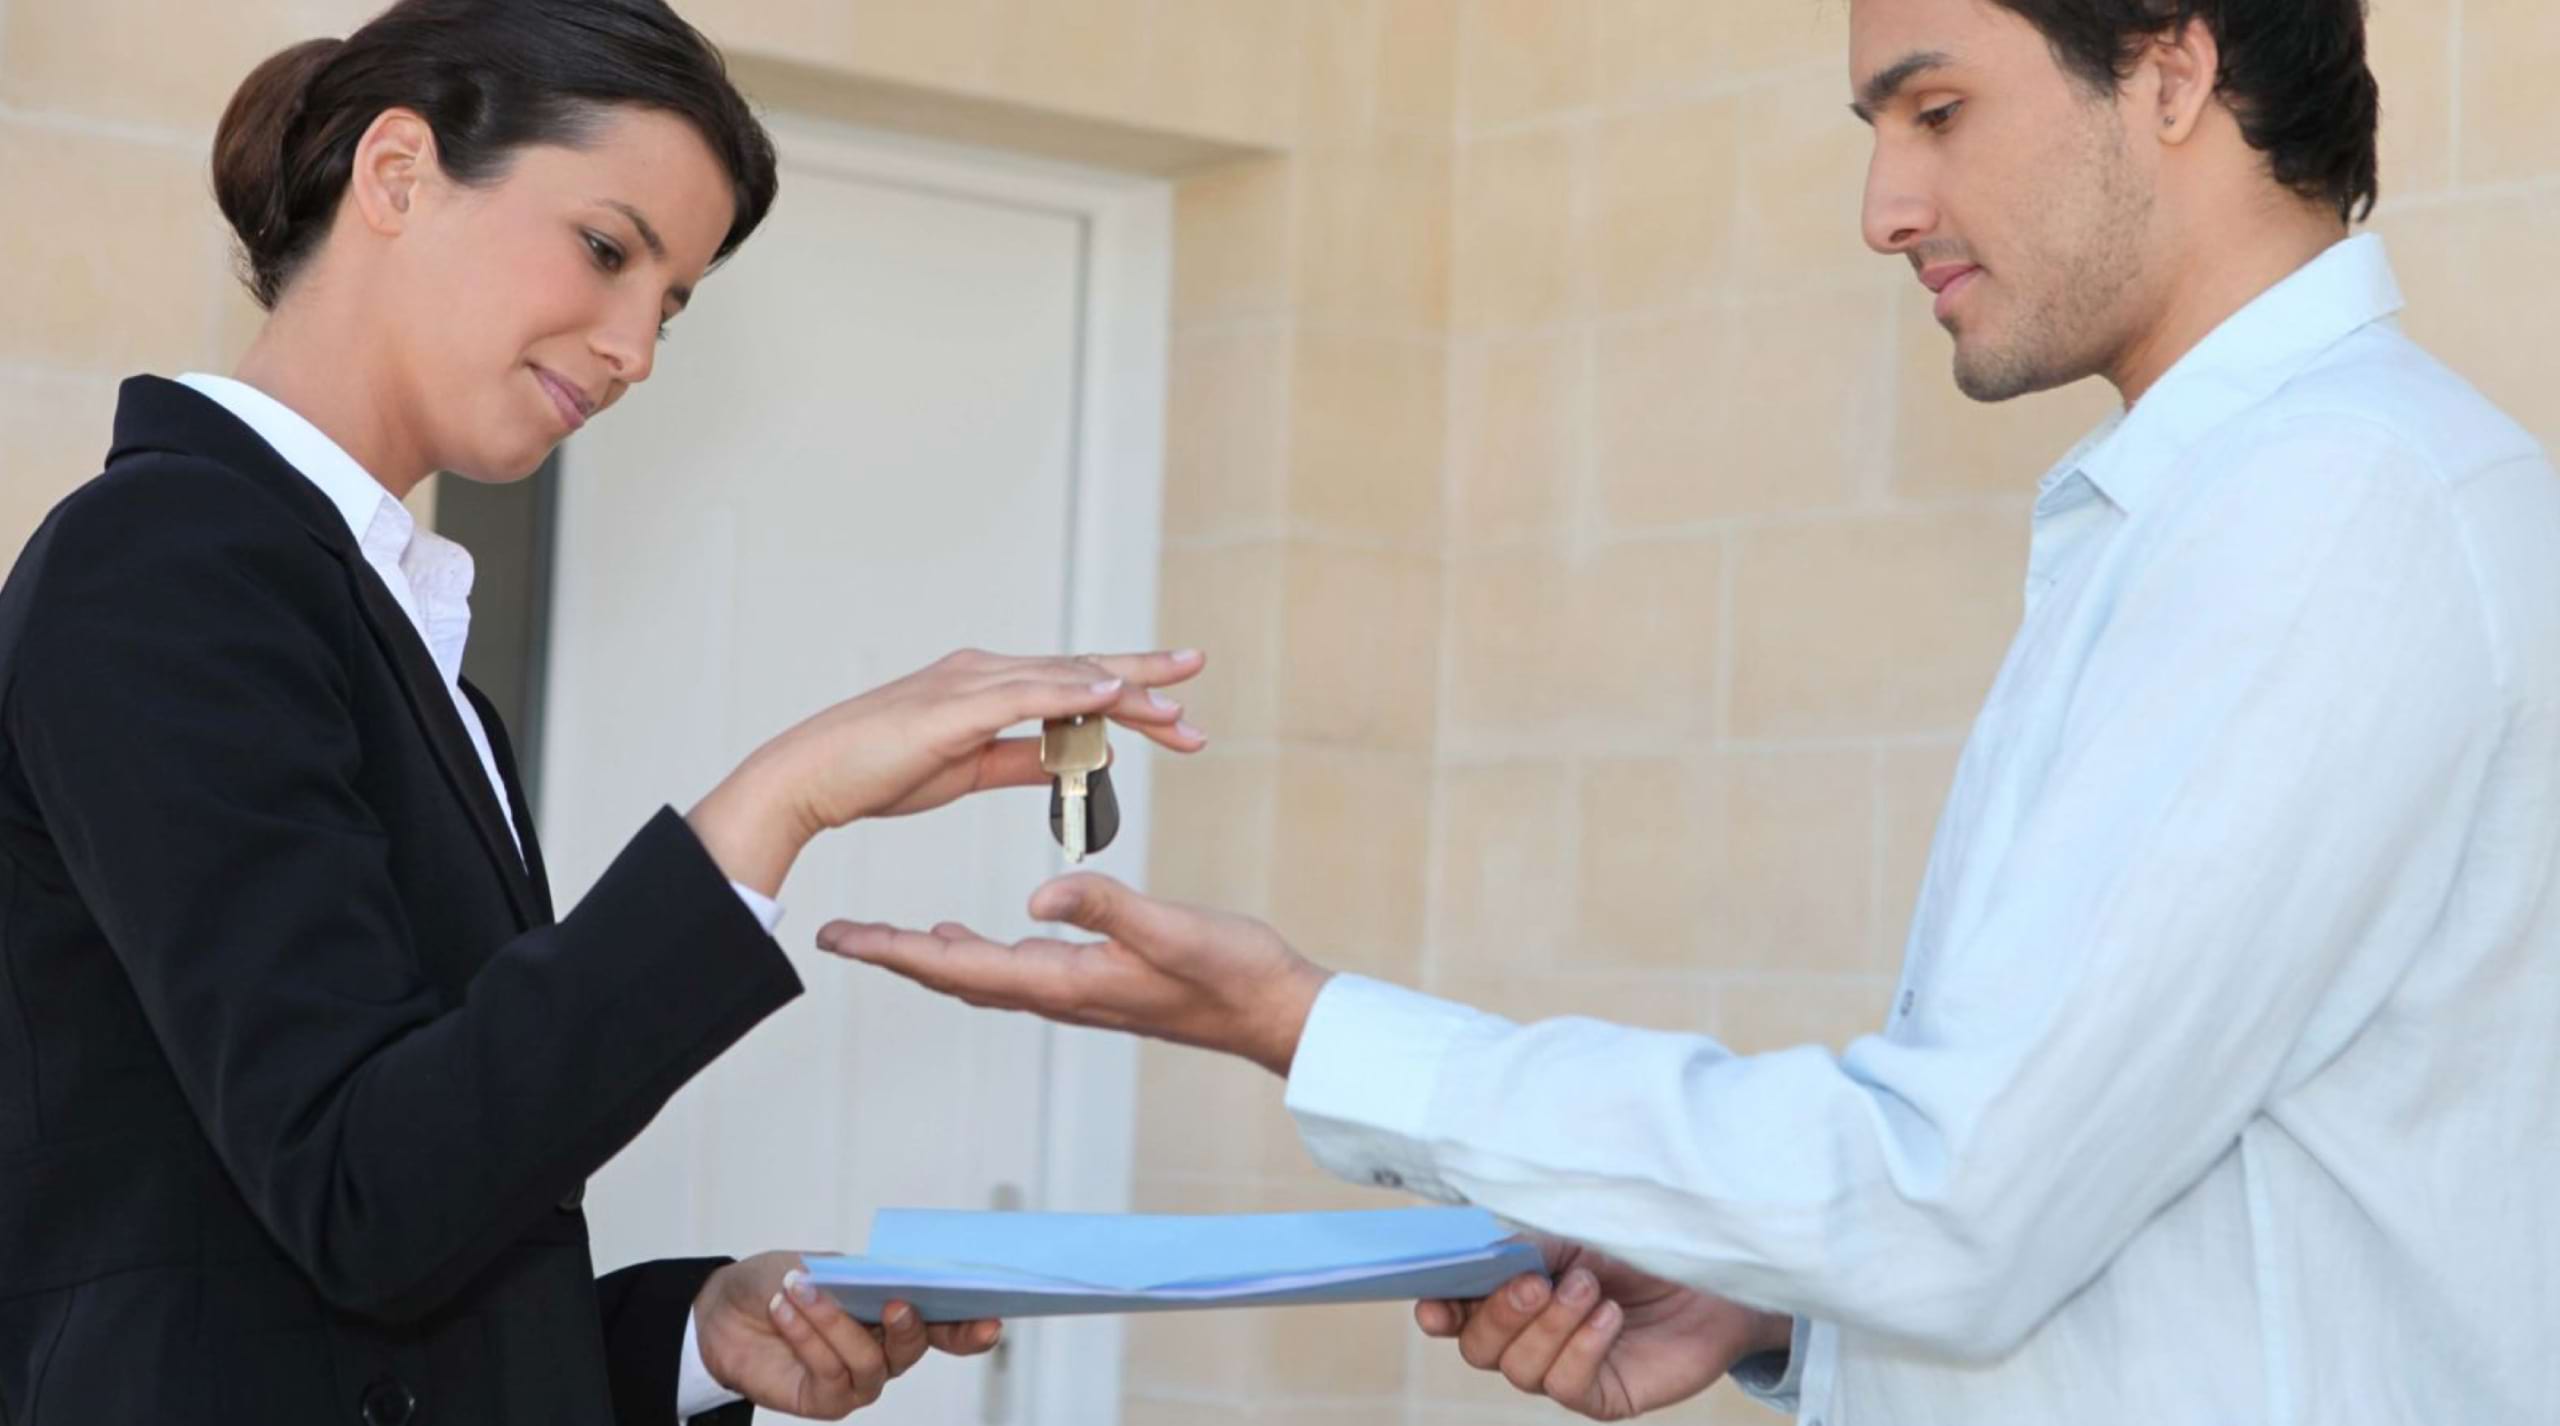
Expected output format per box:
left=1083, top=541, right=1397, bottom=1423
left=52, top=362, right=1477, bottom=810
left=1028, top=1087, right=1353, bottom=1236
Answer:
left=596, top=198, right=666, bottom=260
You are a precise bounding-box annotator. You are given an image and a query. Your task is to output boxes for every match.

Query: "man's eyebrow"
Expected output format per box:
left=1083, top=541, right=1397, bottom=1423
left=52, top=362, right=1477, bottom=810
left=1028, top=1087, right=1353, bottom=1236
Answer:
left=597, top=198, right=691, bottom=311
left=1849, top=49, right=1955, bottom=125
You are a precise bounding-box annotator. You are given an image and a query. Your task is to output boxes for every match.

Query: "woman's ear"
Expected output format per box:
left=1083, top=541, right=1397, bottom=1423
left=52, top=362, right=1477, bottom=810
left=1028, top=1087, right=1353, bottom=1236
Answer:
left=349, top=107, right=438, bottom=234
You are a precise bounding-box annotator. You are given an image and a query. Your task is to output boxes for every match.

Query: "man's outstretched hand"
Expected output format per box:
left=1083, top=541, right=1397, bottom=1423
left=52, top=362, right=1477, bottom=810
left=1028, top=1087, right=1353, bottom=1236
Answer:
left=819, top=874, right=1333, bottom=1077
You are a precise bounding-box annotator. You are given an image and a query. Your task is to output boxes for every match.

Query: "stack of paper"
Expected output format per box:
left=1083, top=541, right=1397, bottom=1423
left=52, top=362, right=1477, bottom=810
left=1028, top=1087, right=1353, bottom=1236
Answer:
left=805, top=1206, right=1543, bottom=1323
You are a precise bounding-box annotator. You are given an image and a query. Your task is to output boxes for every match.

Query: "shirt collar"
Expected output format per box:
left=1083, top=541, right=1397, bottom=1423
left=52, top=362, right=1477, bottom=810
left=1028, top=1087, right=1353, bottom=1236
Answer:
left=2047, top=233, right=2404, bottom=517
left=173, top=372, right=411, bottom=555
left=174, top=372, right=478, bottom=684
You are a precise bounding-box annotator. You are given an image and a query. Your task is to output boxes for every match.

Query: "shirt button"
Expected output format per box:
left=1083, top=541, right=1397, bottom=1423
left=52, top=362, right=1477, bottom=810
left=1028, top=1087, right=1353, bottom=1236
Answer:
left=1372, top=1169, right=1404, bottom=1190
left=1898, top=989, right=1916, bottom=1016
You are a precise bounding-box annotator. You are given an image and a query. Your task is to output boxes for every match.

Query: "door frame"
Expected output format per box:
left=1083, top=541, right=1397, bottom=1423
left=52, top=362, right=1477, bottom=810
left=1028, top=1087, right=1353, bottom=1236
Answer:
left=761, top=114, right=1171, bottom=1425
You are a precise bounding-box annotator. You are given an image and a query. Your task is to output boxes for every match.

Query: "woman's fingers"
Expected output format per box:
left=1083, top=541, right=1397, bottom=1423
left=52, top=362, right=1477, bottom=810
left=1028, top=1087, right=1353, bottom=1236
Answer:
left=926, top=1319, right=1005, bottom=1357
left=951, top=676, right=1207, bottom=755
left=1080, top=648, right=1206, bottom=690
left=770, top=1269, right=889, bottom=1410
left=877, top=1301, right=932, bottom=1379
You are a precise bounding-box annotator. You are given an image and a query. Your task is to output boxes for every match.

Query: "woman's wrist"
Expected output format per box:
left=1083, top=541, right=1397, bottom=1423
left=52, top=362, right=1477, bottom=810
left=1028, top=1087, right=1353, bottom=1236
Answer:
left=688, top=750, right=813, bottom=897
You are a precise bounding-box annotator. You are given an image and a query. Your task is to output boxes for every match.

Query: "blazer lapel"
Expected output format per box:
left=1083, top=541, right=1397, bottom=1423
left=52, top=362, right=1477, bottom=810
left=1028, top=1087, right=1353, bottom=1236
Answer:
left=347, top=573, right=543, bottom=930
left=109, top=376, right=542, bottom=931
left=461, top=677, right=556, bottom=927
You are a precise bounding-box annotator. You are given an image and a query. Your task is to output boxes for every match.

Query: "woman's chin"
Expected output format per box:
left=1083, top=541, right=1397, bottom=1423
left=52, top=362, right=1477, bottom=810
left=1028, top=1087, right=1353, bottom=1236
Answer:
left=448, top=439, right=560, bottom=484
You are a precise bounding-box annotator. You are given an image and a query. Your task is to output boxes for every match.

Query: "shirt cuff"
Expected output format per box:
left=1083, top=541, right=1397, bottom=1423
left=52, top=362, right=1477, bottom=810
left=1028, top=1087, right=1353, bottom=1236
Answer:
left=729, top=881, right=784, bottom=936
left=676, top=1307, right=745, bottom=1419
left=1282, top=973, right=1513, bottom=1203
left=1729, top=1315, right=1810, bottom=1414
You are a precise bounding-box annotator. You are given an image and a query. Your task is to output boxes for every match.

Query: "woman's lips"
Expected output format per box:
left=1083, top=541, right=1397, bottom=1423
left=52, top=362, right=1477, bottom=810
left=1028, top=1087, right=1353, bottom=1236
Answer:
left=533, top=367, right=591, bottom=432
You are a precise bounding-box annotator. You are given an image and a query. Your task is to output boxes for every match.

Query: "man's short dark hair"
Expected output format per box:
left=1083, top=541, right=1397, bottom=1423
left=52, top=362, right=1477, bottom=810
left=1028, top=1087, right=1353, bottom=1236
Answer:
left=1989, top=0, right=2381, bottom=223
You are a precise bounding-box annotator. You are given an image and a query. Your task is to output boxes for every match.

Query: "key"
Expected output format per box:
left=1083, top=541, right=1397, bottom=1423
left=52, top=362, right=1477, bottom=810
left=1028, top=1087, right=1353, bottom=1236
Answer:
left=1040, top=715, right=1113, bottom=862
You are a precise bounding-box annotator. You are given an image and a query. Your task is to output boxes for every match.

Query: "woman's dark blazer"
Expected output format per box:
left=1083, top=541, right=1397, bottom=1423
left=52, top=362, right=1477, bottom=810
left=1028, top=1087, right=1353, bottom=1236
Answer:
left=0, top=377, right=804, bottom=1425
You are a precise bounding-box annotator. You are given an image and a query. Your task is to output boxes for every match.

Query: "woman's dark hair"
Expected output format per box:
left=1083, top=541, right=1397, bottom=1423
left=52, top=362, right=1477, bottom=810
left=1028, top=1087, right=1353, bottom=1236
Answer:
left=1990, top=0, right=2380, bottom=223
left=212, top=0, right=779, bottom=308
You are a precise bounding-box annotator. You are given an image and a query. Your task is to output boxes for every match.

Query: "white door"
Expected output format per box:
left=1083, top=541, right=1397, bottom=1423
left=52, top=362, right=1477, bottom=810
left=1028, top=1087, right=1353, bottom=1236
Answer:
left=535, top=121, right=1169, bottom=1424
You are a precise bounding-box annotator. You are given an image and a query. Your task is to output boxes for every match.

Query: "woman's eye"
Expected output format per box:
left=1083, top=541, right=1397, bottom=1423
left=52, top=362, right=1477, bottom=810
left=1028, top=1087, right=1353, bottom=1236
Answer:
left=1919, top=101, right=1963, bottom=133
left=583, top=232, right=624, bottom=273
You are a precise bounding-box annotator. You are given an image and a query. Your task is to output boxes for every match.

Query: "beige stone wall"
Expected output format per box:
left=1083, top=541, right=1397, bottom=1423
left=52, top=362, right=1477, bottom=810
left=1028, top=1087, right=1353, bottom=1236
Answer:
left=3, top=1, right=2553, bottom=1422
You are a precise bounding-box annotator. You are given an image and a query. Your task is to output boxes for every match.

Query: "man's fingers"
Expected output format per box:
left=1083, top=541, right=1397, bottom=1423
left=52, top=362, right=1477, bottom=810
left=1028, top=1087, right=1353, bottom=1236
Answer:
left=1539, top=1299, right=1626, bottom=1408
left=1416, top=1299, right=1469, bottom=1338
left=1028, top=873, right=1200, bottom=951
left=818, top=921, right=1096, bottom=1019
left=1495, top=1269, right=1605, bottom=1395
left=1456, top=1273, right=1551, bottom=1371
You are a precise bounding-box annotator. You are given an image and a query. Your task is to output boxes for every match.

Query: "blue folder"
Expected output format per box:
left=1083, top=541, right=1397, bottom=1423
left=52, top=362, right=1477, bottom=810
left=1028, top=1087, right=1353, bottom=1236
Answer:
left=804, top=1206, right=1544, bottom=1323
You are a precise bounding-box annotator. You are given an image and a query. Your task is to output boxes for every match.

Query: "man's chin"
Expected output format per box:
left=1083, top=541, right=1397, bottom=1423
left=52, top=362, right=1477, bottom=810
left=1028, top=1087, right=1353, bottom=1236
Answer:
left=1951, top=341, right=2061, bottom=405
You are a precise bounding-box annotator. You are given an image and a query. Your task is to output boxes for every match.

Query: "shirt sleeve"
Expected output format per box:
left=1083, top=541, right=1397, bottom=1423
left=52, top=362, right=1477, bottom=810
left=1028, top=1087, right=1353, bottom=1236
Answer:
left=1728, top=1316, right=1810, bottom=1413
left=677, top=1309, right=746, bottom=1419
left=730, top=882, right=784, bottom=936
left=1286, top=417, right=2501, bottom=1359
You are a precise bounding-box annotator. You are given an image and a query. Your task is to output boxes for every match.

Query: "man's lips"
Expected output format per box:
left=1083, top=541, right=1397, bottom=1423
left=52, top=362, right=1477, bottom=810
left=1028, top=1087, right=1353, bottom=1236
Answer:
left=533, top=367, right=596, bottom=431
left=1920, top=264, right=1983, bottom=321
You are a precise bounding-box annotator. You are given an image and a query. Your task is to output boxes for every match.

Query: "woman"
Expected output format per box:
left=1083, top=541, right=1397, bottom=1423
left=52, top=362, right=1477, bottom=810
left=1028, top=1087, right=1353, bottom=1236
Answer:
left=0, top=2, right=1205, bottom=1423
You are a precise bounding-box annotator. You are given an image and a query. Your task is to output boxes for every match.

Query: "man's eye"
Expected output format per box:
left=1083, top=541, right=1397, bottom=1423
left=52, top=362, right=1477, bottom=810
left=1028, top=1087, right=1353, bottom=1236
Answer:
left=583, top=232, right=625, bottom=272
left=1919, top=101, right=1963, bottom=132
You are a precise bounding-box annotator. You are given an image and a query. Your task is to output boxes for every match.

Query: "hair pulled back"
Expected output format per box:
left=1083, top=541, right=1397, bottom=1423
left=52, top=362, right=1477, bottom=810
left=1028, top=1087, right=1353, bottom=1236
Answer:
left=211, top=0, right=778, bottom=308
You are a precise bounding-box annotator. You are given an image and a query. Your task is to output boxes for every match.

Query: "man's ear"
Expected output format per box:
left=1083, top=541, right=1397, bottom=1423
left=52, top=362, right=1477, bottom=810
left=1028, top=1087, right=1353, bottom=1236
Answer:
left=348, top=107, right=439, bottom=234
left=2146, top=16, right=2220, bottom=145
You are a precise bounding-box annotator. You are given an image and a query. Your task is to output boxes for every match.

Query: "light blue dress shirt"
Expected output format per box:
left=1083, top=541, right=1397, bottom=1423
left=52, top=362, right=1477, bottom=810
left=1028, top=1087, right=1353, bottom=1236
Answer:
left=1284, top=236, right=2560, bottom=1424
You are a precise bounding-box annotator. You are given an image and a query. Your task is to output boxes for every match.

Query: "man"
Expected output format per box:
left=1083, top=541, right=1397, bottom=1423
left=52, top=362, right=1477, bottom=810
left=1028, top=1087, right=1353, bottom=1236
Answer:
left=825, top=1, right=2560, bottom=1421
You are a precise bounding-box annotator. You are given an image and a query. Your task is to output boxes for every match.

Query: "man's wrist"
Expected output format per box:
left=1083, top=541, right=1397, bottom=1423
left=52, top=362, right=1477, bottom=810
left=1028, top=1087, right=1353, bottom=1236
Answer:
left=1247, top=961, right=1334, bottom=1078
left=1749, top=1309, right=1796, bottom=1358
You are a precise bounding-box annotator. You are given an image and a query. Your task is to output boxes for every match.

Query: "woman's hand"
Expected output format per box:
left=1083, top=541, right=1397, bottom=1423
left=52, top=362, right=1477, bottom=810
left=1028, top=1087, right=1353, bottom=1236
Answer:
left=693, top=1251, right=1002, bottom=1419
left=690, top=648, right=1206, bottom=892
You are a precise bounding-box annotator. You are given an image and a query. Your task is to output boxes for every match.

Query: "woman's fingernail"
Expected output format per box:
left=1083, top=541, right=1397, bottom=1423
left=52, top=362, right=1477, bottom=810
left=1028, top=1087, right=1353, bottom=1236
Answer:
left=784, top=1269, right=819, bottom=1307
left=1592, top=1300, right=1622, bottom=1331
left=887, top=1303, right=912, bottom=1327
left=1173, top=648, right=1203, bottom=664
left=1092, top=678, right=1125, bottom=695
left=1176, top=721, right=1204, bottom=741
left=1148, top=689, right=1179, bottom=711
left=1509, top=1278, right=1545, bottom=1311
left=1561, top=1270, right=1598, bottom=1305
left=769, top=1291, right=797, bottom=1325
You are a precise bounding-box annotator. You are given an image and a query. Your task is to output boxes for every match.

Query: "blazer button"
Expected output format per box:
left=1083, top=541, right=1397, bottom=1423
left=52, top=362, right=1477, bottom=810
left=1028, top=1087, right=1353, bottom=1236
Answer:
left=558, top=1182, right=584, bottom=1213
left=358, top=1377, right=418, bottom=1426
